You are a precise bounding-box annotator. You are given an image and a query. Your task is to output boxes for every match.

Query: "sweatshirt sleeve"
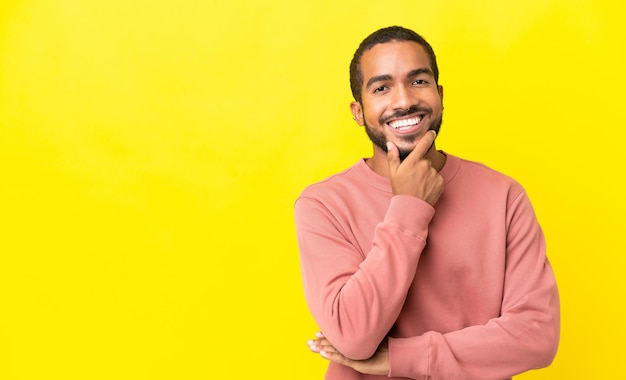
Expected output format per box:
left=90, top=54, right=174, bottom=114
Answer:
left=295, top=194, right=435, bottom=360
left=387, top=190, right=560, bottom=379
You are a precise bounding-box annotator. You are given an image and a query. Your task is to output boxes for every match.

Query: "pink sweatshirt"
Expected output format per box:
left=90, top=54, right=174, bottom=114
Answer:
left=295, top=154, right=559, bottom=379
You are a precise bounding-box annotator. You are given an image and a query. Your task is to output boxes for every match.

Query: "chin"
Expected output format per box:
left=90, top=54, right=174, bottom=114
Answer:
left=398, top=149, right=412, bottom=161
left=393, top=142, right=417, bottom=161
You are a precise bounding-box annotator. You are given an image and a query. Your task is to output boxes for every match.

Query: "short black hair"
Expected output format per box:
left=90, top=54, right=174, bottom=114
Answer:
left=349, top=26, right=439, bottom=103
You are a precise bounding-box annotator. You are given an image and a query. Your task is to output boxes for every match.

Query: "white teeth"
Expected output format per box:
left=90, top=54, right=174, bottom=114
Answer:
left=388, top=116, right=422, bottom=129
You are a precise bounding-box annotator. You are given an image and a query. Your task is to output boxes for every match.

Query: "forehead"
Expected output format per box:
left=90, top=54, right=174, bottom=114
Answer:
left=360, top=41, right=431, bottom=80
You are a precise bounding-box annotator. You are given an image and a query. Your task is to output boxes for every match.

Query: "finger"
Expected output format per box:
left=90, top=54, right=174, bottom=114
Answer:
left=318, top=338, right=332, bottom=346
left=320, top=349, right=352, bottom=367
left=307, top=339, right=321, bottom=353
left=308, top=332, right=333, bottom=353
left=386, top=141, right=400, bottom=172
left=404, top=130, right=437, bottom=162
left=317, top=339, right=339, bottom=353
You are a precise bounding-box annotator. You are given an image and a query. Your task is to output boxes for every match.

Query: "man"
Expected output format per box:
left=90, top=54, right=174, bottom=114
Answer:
left=295, top=26, right=560, bottom=379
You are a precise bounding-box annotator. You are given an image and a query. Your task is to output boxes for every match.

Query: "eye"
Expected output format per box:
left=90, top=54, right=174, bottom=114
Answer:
left=412, top=79, right=428, bottom=85
left=373, top=86, right=387, bottom=93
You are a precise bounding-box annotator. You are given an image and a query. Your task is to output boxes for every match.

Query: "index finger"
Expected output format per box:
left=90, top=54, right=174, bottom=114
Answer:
left=405, top=130, right=437, bottom=162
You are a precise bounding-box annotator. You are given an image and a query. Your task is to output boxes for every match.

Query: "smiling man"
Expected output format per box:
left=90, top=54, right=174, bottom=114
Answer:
left=295, top=26, right=560, bottom=379
left=351, top=35, right=443, bottom=165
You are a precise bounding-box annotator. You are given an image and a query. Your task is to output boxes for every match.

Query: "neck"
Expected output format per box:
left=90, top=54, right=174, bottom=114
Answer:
left=366, top=144, right=446, bottom=178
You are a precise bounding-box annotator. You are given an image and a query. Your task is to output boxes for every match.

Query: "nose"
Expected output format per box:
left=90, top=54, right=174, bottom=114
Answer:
left=391, top=85, right=414, bottom=111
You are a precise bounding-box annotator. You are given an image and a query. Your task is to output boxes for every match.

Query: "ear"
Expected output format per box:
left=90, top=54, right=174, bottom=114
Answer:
left=438, top=84, right=444, bottom=100
left=350, top=101, right=364, bottom=126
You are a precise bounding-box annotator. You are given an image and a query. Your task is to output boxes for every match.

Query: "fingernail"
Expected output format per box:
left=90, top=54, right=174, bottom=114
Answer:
left=320, top=350, right=329, bottom=358
left=431, top=130, right=437, bottom=138
left=315, top=332, right=324, bottom=338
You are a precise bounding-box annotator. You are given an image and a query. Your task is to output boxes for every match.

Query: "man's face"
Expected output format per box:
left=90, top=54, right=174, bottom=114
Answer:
left=351, top=41, right=444, bottom=160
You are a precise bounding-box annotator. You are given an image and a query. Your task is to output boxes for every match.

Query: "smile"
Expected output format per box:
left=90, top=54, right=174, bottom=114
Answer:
left=388, top=116, right=422, bottom=131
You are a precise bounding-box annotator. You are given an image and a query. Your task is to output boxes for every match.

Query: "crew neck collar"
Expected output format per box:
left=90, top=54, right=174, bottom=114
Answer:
left=354, top=152, right=461, bottom=193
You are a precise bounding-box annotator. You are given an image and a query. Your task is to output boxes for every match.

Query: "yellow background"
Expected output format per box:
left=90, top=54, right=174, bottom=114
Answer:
left=1, top=0, right=624, bottom=378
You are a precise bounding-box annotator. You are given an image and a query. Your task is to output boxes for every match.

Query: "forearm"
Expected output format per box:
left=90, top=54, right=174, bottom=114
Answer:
left=296, top=195, right=434, bottom=360
left=388, top=278, right=559, bottom=379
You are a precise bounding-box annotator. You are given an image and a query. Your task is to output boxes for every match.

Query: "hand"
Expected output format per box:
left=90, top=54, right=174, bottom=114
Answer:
left=307, top=332, right=389, bottom=376
left=386, top=130, right=444, bottom=206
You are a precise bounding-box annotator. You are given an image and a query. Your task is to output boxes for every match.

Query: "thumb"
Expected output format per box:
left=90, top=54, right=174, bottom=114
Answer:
left=386, top=142, right=400, bottom=173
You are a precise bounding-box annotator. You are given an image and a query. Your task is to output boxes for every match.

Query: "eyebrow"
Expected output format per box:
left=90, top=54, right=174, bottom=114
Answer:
left=365, top=67, right=434, bottom=89
left=365, top=74, right=392, bottom=89
left=408, top=68, right=434, bottom=78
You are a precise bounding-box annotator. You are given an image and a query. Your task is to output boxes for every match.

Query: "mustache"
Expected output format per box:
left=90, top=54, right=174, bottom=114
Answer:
left=380, top=105, right=431, bottom=125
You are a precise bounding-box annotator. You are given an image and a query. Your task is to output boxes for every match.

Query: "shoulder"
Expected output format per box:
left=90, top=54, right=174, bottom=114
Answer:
left=298, top=160, right=374, bottom=201
left=449, top=154, right=526, bottom=201
left=301, top=167, right=354, bottom=196
left=293, top=162, right=365, bottom=226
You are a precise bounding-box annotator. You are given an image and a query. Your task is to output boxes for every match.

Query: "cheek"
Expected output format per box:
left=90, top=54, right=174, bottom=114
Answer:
left=366, top=113, right=383, bottom=127
left=363, top=105, right=384, bottom=122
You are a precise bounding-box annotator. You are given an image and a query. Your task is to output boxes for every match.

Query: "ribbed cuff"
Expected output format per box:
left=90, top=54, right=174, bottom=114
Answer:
left=384, top=195, right=435, bottom=240
left=388, top=334, right=431, bottom=379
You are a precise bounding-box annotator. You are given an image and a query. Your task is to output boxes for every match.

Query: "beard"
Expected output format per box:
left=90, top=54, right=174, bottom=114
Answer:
left=364, top=110, right=443, bottom=161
